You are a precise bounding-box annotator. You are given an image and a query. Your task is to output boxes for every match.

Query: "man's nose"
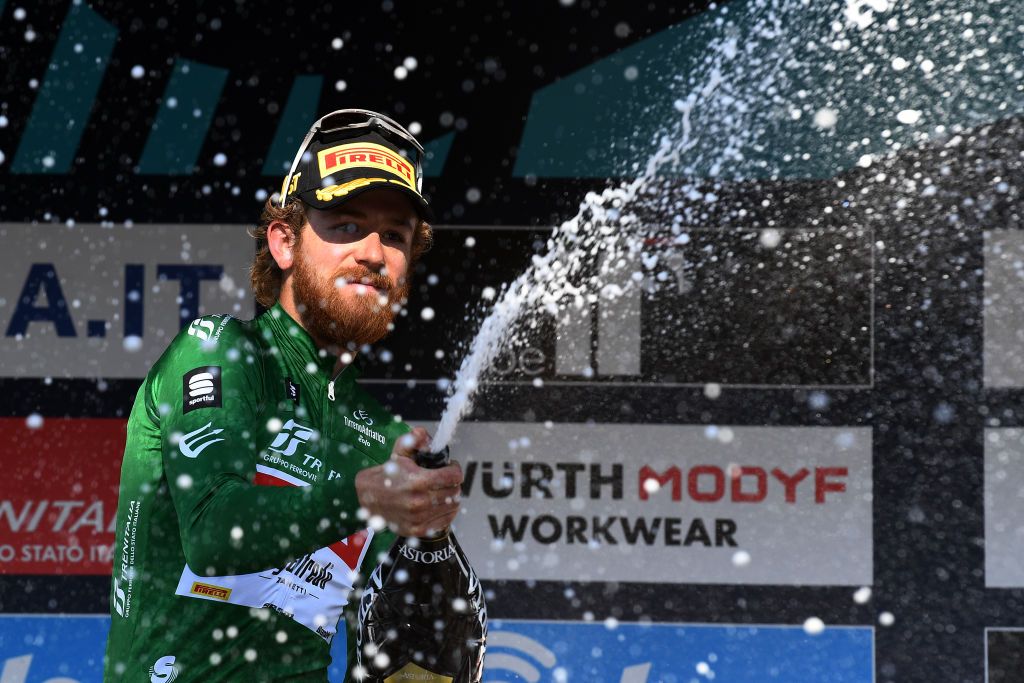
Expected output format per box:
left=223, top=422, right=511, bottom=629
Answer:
left=355, top=231, right=386, bottom=270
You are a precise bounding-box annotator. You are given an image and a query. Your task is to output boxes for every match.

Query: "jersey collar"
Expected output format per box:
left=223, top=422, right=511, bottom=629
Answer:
left=263, top=301, right=362, bottom=382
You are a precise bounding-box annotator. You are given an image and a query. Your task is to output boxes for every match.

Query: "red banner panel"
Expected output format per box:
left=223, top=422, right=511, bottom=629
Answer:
left=0, top=418, right=126, bottom=575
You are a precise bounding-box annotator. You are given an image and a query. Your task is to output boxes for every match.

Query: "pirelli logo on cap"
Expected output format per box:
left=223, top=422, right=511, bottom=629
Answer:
left=190, top=581, right=232, bottom=601
left=317, top=141, right=417, bottom=192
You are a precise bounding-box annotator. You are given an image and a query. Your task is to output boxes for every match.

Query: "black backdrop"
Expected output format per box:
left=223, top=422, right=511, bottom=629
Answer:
left=2, top=2, right=1024, bottom=682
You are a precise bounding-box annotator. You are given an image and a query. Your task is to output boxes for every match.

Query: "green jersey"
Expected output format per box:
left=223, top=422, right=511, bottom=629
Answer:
left=104, top=302, right=407, bottom=681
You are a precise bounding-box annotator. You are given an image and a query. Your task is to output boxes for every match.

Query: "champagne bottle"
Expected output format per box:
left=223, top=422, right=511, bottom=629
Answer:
left=356, top=446, right=488, bottom=682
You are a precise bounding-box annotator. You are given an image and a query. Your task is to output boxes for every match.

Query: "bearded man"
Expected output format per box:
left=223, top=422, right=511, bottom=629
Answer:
left=104, top=110, right=463, bottom=682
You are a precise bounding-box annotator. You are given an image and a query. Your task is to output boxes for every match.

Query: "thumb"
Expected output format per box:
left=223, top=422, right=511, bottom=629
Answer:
left=393, top=426, right=431, bottom=458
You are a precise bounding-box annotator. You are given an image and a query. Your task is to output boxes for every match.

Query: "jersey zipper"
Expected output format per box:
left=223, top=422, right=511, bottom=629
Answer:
left=327, top=365, right=346, bottom=401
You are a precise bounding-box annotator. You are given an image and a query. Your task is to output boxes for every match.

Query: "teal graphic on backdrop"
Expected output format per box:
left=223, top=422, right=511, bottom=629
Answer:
left=422, top=131, right=455, bottom=177
left=262, top=74, right=325, bottom=177
left=11, top=3, right=117, bottom=174
left=137, top=59, right=229, bottom=175
left=513, top=0, right=1024, bottom=180
left=7, top=3, right=454, bottom=179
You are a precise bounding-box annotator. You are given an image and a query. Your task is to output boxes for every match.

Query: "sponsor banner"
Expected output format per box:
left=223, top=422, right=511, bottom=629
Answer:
left=0, top=614, right=358, bottom=683
left=986, top=628, right=1024, bottom=683
left=483, top=619, right=874, bottom=682
left=0, top=615, right=108, bottom=682
left=0, top=615, right=874, bottom=683
left=984, top=429, right=1024, bottom=587
left=0, top=418, right=125, bottom=575
left=984, top=230, right=1024, bottom=388
left=0, top=223, right=254, bottom=379
left=437, top=422, right=872, bottom=585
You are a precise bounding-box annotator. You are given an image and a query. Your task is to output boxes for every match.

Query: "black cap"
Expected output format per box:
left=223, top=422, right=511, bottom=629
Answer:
left=279, top=118, right=434, bottom=221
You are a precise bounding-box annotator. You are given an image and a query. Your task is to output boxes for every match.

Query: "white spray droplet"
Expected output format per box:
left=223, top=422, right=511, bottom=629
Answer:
left=759, top=229, right=782, bottom=248
left=896, top=109, right=922, bottom=124
left=813, top=108, right=838, bottom=129
left=732, top=550, right=751, bottom=567
left=803, top=617, right=826, bottom=635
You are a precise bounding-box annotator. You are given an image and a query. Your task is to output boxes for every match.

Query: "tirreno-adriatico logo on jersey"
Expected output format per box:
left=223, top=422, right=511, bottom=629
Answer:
left=343, top=411, right=385, bottom=445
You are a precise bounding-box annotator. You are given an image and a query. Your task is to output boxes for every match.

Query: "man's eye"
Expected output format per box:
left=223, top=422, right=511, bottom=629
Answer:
left=335, top=222, right=360, bottom=234
left=385, top=231, right=407, bottom=243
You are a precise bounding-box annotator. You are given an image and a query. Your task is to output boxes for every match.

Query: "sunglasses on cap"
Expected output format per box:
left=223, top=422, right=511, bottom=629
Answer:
left=278, top=109, right=427, bottom=212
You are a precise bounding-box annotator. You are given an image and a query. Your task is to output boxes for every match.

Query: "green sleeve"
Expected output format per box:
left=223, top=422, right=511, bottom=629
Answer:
left=151, top=318, right=366, bottom=577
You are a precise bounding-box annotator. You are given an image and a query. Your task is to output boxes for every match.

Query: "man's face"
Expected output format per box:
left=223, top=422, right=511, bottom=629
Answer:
left=288, top=188, right=418, bottom=348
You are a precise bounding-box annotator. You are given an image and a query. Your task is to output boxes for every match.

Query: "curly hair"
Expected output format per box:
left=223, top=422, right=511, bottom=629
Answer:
left=248, top=198, right=434, bottom=308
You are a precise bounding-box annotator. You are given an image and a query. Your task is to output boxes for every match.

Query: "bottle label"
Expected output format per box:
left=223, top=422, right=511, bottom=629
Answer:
left=384, top=662, right=453, bottom=682
left=397, top=538, right=456, bottom=564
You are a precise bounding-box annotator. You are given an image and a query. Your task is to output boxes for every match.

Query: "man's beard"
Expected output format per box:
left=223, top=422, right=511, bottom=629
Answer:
left=290, top=250, right=409, bottom=349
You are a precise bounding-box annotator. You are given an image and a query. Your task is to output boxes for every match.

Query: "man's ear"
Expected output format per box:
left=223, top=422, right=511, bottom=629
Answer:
left=267, top=219, right=297, bottom=270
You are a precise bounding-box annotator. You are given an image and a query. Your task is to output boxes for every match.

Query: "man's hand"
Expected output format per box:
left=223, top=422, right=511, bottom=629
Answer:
left=354, top=427, right=463, bottom=537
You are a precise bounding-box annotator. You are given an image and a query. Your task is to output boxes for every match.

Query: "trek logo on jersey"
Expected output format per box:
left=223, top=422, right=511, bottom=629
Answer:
left=186, top=315, right=232, bottom=344
left=187, top=318, right=215, bottom=341
left=178, top=421, right=225, bottom=458
left=285, top=377, right=301, bottom=406
left=268, top=419, right=316, bottom=457
left=150, top=655, right=179, bottom=682
left=182, top=366, right=222, bottom=413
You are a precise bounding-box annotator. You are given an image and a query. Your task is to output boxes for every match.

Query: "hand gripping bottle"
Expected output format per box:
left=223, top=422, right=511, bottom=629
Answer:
left=356, top=446, right=488, bottom=682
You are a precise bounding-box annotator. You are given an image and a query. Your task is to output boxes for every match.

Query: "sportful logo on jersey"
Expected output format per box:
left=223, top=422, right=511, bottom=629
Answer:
left=178, top=422, right=225, bottom=458
left=268, top=419, right=316, bottom=457
left=187, top=318, right=215, bottom=341
left=182, top=366, right=222, bottom=414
